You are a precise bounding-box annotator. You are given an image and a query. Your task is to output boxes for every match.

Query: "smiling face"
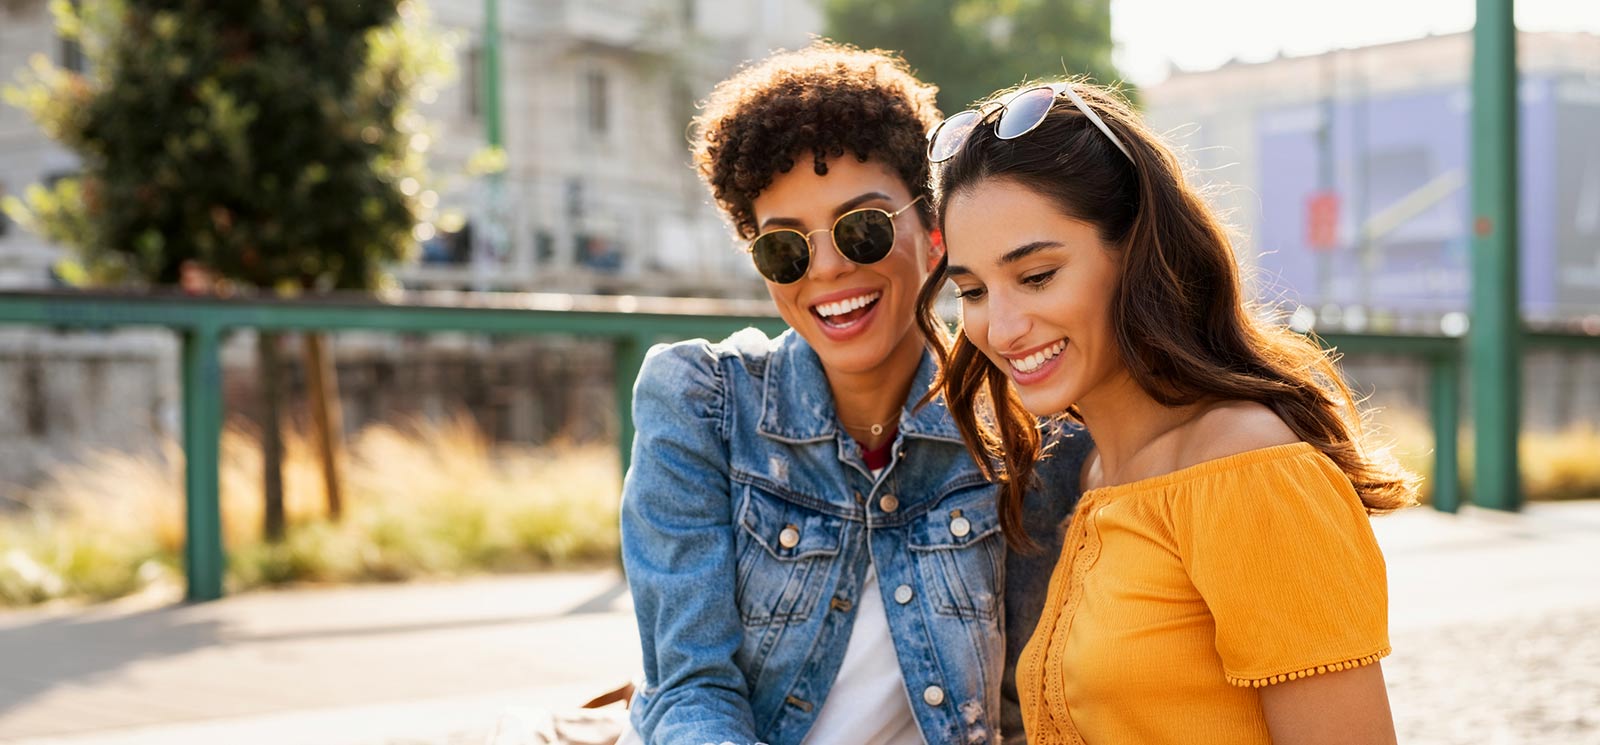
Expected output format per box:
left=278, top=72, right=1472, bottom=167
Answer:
left=750, top=156, right=940, bottom=377
left=943, top=178, right=1124, bottom=417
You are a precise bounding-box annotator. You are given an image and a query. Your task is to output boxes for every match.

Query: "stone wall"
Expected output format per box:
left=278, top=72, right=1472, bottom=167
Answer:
left=0, top=329, right=616, bottom=504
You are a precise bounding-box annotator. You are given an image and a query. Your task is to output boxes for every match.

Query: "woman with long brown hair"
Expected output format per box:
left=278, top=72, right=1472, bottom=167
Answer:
left=917, top=80, right=1419, bottom=744
left=619, top=44, right=1090, bottom=745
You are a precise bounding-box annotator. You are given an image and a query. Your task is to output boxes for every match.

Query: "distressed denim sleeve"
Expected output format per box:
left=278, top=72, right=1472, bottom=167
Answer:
left=999, top=424, right=1092, bottom=745
left=621, top=342, right=759, bottom=745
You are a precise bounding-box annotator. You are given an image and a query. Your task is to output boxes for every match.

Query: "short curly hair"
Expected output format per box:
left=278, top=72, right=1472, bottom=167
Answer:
left=691, top=40, right=943, bottom=240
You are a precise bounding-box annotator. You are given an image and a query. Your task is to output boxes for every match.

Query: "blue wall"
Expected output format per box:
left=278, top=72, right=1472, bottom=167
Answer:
left=1252, top=75, right=1600, bottom=320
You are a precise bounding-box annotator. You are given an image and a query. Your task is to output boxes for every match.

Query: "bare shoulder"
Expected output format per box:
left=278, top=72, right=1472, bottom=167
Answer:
left=1176, top=400, right=1301, bottom=468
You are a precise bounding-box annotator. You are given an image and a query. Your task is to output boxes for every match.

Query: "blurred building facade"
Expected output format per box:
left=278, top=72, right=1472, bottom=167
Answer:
left=0, top=0, right=84, bottom=289
left=0, top=0, right=822, bottom=295
left=403, top=0, right=821, bottom=297
left=1142, top=31, right=1600, bottom=333
left=1141, top=31, right=1600, bottom=429
left=0, top=0, right=821, bottom=498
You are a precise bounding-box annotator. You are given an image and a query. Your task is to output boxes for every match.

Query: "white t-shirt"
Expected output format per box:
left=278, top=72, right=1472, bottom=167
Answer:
left=624, top=465, right=921, bottom=745
left=616, top=563, right=921, bottom=745
left=801, top=561, right=923, bottom=745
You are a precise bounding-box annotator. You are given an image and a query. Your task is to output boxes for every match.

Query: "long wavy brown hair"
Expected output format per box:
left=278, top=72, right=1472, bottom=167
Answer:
left=916, top=81, right=1419, bottom=551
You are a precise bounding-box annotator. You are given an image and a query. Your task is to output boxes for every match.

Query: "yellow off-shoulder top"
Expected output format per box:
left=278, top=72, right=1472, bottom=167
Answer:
left=1017, top=442, right=1390, bottom=744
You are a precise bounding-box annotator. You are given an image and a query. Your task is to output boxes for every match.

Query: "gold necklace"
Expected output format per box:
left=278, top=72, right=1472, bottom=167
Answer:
left=839, top=415, right=896, bottom=438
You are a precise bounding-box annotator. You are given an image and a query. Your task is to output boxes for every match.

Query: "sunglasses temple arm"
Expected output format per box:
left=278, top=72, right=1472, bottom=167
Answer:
left=1057, top=85, right=1134, bottom=162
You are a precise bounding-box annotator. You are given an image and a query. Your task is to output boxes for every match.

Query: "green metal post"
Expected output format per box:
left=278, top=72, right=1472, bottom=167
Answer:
left=181, top=327, right=225, bottom=601
left=479, top=0, right=507, bottom=288
left=483, top=0, right=503, bottom=149
left=1469, top=0, right=1521, bottom=511
left=613, top=335, right=651, bottom=480
left=1429, top=354, right=1461, bottom=513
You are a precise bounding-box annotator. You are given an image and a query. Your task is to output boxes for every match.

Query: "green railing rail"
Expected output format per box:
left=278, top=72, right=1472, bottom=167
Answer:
left=0, top=289, right=786, bottom=601
left=3, top=290, right=1598, bottom=602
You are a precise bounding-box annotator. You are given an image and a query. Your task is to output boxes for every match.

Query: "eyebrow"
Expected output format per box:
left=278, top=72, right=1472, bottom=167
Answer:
left=946, top=241, right=1064, bottom=277
left=758, top=191, right=896, bottom=231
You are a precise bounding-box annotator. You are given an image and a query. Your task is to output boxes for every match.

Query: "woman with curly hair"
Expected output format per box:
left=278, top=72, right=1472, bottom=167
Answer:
left=619, top=43, right=1089, bottom=745
left=921, top=80, right=1418, bottom=744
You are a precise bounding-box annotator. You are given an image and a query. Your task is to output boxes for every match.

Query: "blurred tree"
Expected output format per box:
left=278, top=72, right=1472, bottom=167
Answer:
left=823, top=0, right=1125, bottom=113
left=5, top=0, right=453, bottom=541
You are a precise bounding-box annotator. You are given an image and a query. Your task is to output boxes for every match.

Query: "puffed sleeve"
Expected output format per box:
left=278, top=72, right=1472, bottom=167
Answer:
left=620, top=341, right=760, bottom=743
left=1171, top=447, right=1391, bottom=688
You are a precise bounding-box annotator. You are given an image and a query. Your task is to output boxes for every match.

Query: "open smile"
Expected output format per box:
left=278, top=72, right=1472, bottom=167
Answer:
left=808, top=289, right=884, bottom=342
left=1003, top=338, right=1068, bottom=384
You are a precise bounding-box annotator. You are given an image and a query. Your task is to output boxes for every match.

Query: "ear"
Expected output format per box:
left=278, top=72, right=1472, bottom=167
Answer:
left=925, top=228, right=946, bottom=273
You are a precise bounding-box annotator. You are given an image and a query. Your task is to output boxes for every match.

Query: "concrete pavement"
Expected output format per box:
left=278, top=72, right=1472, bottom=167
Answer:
left=2, top=501, right=1598, bottom=745
left=0, top=571, right=640, bottom=745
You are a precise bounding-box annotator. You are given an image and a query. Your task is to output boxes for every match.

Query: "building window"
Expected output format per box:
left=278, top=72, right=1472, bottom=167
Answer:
left=464, top=45, right=482, bottom=118
left=59, top=36, right=85, bottom=73
left=58, top=0, right=86, bottom=74
left=583, top=69, right=609, bottom=136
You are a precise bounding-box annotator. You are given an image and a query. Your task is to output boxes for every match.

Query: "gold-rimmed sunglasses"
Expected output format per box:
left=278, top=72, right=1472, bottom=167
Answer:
left=746, top=195, right=925, bottom=284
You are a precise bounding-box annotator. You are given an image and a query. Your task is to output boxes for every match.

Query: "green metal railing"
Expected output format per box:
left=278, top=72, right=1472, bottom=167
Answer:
left=0, top=289, right=786, bottom=601
left=3, top=290, right=1597, bottom=602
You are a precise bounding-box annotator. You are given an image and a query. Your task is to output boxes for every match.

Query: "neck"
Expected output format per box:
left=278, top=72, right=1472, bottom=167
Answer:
left=1075, top=369, right=1205, bottom=487
left=825, top=330, right=925, bottom=451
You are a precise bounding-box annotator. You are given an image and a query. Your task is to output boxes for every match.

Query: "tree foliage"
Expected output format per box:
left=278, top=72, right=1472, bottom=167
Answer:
left=823, top=0, right=1124, bottom=114
left=3, top=0, right=454, bottom=292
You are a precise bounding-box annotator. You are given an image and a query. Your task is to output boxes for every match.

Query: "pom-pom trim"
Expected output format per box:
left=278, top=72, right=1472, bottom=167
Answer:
left=1227, top=648, right=1391, bottom=688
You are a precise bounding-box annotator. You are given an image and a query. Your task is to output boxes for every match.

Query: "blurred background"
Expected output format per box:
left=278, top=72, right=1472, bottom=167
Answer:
left=0, top=1, right=1596, bottom=744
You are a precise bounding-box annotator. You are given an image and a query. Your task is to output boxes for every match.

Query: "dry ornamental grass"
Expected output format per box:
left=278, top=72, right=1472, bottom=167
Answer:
left=0, top=415, right=620, bottom=607
left=4, top=409, right=1597, bottom=607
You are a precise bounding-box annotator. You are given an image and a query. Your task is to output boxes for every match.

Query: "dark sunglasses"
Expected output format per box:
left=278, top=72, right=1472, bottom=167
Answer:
left=747, top=195, right=925, bottom=285
left=927, top=83, right=1133, bottom=164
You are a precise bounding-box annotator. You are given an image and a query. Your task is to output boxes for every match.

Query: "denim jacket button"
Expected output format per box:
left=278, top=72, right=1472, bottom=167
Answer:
left=880, top=494, right=900, bottom=513
left=893, top=584, right=914, bottom=604
left=778, top=525, right=800, bottom=549
left=922, top=685, right=946, bottom=706
left=949, top=516, right=972, bottom=538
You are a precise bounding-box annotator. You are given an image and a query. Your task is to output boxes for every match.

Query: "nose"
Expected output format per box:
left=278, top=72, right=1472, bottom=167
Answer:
left=986, top=289, right=1032, bottom=354
left=805, top=228, right=855, bottom=283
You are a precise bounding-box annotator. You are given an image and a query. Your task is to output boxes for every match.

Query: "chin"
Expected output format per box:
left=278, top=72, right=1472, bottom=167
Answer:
left=1015, top=384, right=1078, bottom=419
left=813, top=339, right=892, bottom=374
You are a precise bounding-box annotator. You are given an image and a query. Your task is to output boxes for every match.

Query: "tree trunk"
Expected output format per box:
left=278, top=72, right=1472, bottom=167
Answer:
left=304, top=332, right=346, bottom=520
left=258, top=331, right=287, bottom=542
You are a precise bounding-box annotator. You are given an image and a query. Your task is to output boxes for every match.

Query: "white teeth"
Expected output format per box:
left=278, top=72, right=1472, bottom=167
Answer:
left=1008, top=339, right=1066, bottom=373
left=814, top=291, right=882, bottom=318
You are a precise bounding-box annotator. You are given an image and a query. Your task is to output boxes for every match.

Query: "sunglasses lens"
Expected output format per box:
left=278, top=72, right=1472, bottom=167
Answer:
left=751, top=231, right=811, bottom=284
left=996, top=86, right=1056, bottom=140
left=833, top=209, right=897, bottom=265
left=929, top=110, right=981, bottom=163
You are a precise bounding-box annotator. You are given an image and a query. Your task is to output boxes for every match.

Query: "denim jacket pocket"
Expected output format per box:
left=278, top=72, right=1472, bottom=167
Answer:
left=734, top=484, right=845, bottom=627
left=907, top=483, right=1004, bottom=620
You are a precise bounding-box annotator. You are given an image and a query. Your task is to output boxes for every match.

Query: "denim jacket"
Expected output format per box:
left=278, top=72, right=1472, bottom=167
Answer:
left=621, top=328, right=1087, bottom=745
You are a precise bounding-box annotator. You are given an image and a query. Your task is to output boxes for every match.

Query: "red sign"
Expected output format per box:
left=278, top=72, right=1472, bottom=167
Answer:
left=1306, top=191, right=1340, bottom=252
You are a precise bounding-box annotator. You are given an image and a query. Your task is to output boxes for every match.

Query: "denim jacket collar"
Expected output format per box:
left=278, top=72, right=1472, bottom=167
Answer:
left=757, top=332, right=965, bottom=445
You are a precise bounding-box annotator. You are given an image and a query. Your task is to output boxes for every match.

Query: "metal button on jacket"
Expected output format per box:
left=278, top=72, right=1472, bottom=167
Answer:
left=880, top=494, right=900, bottom=513
left=923, top=685, right=946, bottom=706
left=949, top=515, right=972, bottom=538
left=778, top=525, right=800, bottom=549
left=894, top=584, right=914, bottom=604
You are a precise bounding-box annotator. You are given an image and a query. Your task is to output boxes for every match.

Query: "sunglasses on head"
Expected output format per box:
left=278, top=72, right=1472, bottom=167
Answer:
left=927, top=83, right=1134, bottom=164
left=746, top=195, right=925, bottom=285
